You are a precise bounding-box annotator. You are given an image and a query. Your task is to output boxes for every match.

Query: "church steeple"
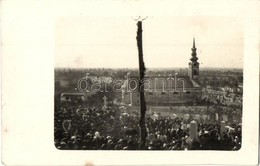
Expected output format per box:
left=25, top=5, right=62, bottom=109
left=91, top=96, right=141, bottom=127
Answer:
left=190, top=38, right=198, bottom=62
left=193, top=37, right=196, bottom=48
left=189, top=38, right=199, bottom=79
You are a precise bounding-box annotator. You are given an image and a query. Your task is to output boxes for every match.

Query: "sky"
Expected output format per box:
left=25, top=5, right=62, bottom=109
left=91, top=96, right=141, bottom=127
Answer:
left=55, top=16, right=244, bottom=69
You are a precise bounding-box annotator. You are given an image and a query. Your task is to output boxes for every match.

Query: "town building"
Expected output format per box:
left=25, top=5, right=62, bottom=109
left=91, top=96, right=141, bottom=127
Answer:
left=122, top=38, right=202, bottom=106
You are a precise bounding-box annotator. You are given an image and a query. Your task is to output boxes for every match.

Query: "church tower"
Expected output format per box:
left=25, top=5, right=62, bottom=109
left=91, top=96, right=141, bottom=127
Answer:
left=189, top=38, right=199, bottom=79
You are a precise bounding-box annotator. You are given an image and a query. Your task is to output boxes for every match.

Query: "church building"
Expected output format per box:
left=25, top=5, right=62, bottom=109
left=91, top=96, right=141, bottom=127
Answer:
left=122, top=38, right=202, bottom=106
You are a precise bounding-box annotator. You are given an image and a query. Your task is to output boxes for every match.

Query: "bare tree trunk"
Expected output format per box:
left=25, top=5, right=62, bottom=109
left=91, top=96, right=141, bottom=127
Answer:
left=136, top=21, right=147, bottom=150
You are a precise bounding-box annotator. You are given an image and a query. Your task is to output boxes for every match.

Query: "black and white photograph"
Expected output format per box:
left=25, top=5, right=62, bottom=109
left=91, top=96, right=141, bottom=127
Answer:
left=54, top=17, right=243, bottom=150
left=2, top=1, right=259, bottom=165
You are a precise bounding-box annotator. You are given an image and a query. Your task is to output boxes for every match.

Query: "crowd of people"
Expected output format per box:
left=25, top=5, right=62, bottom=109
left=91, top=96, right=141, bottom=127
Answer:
left=54, top=103, right=242, bottom=150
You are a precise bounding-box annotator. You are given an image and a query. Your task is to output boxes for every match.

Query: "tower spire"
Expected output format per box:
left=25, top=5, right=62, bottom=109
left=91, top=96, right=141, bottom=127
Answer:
left=189, top=38, right=200, bottom=79
left=193, top=37, right=196, bottom=48
left=191, top=38, right=198, bottom=61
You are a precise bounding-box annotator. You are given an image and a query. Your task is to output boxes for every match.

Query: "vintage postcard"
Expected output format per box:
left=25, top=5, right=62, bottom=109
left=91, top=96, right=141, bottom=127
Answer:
left=1, top=0, right=259, bottom=165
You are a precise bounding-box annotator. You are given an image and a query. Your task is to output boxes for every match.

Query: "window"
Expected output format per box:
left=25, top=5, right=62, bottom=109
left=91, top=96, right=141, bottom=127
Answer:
left=194, top=70, right=197, bottom=75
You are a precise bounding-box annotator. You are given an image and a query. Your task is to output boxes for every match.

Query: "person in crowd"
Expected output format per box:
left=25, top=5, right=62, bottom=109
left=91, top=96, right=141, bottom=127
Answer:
left=54, top=104, right=242, bottom=150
